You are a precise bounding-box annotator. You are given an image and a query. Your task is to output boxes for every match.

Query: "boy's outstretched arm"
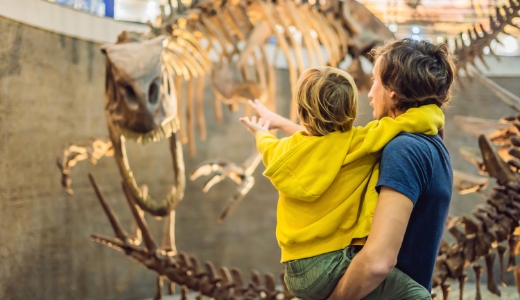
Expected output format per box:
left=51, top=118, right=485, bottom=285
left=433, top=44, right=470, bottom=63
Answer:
left=239, top=116, right=279, bottom=167
left=247, top=100, right=306, bottom=136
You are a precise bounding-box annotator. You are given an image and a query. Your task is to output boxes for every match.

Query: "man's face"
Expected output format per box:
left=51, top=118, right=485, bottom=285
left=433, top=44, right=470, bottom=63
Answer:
left=368, top=57, right=395, bottom=120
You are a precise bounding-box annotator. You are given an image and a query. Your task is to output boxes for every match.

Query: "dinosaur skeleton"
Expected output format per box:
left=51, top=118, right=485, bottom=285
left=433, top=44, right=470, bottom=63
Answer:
left=56, top=0, right=520, bottom=299
left=57, top=0, right=393, bottom=298
left=453, top=0, right=520, bottom=79
left=433, top=116, right=520, bottom=300
left=430, top=1, right=520, bottom=299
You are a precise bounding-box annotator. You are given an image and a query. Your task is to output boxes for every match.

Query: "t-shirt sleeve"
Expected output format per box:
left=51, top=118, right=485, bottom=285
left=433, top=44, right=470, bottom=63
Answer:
left=376, top=136, right=430, bottom=205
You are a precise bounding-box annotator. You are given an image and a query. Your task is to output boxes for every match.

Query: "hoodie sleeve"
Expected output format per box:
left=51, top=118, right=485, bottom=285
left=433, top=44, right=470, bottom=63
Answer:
left=359, top=104, right=444, bottom=154
left=255, top=131, right=283, bottom=167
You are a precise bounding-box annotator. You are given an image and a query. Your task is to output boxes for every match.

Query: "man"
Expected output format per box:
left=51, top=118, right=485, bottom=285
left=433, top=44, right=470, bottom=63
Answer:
left=249, top=38, right=455, bottom=299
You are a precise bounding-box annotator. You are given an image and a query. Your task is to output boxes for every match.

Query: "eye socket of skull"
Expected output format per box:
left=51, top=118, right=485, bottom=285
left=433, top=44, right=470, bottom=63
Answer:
left=149, top=79, right=160, bottom=105
left=122, top=84, right=139, bottom=109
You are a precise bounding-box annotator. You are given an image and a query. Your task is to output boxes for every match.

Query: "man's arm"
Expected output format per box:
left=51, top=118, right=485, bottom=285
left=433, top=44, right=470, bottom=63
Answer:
left=328, top=187, right=414, bottom=300
left=248, top=99, right=305, bottom=136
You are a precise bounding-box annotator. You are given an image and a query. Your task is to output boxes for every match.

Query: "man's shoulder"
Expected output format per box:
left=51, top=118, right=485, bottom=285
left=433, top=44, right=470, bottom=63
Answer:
left=382, top=133, right=450, bottom=167
left=384, top=132, right=442, bottom=152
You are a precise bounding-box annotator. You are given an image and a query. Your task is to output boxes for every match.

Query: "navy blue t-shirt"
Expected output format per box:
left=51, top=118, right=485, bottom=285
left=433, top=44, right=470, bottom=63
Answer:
left=376, top=133, right=452, bottom=291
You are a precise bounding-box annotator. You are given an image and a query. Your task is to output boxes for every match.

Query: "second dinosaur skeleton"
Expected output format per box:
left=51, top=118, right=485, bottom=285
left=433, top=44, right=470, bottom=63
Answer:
left=432, top=3, right=520, bottom=296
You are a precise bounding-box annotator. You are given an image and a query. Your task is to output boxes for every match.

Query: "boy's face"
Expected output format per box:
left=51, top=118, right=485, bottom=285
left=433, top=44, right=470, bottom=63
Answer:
left=368, top=57, right=396, bottom=120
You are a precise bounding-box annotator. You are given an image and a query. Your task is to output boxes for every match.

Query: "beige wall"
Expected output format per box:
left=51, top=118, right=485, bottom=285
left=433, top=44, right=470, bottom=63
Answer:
left=2, top=15, right=520, bottom=299
left=0, top=15, right=282, bottom=300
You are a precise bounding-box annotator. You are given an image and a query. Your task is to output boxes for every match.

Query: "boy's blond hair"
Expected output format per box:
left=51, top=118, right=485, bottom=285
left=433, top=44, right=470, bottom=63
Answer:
left=295, top=67, right=358, bottom=136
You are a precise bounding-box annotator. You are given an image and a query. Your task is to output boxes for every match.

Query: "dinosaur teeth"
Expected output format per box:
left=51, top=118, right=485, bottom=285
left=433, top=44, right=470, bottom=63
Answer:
left=116, top=118, right=178, bottom=144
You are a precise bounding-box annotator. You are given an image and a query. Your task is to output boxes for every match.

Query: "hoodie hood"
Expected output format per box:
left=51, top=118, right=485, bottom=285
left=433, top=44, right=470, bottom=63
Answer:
left=263, top=131, right=354, bottom=202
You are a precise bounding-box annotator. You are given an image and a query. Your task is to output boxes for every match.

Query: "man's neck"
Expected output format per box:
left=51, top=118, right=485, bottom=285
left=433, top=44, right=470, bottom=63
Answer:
left=390, top=110, right=404, bottom=118
left=382, top=109, right=404, bottom=119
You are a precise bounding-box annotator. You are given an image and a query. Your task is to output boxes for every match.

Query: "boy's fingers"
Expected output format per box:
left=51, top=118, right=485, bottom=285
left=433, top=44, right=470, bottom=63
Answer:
left=239, top=117, right=254, bottom=130
left=250, top=99, right=267, bottom=112
left=265, top=120, right=270, bottom=129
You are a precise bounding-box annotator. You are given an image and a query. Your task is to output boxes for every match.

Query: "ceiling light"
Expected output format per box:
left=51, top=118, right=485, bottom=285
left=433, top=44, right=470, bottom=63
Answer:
left=502, top=36, right=518, bottom=53
left=146, top=2, right=159, bottom=21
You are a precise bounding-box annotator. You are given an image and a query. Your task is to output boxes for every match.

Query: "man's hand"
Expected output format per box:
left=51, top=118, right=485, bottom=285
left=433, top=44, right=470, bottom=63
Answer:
left=239, top=116, right=270, bottom=135
left=247, top=99, right=306, bottom=136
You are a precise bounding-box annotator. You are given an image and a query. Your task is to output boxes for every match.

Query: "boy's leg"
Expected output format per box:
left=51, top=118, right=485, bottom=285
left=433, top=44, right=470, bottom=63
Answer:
left=284, top=246, right=358, bottom=300
left=362, top=267, right=431, bottom=300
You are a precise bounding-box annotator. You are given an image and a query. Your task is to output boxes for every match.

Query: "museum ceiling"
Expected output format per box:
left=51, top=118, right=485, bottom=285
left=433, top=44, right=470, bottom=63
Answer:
left=46, top=0, right=520, bottom=54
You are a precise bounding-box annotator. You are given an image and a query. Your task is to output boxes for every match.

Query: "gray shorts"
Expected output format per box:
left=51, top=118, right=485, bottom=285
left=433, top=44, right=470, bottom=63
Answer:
left=284, top=246, right=431, bottom=300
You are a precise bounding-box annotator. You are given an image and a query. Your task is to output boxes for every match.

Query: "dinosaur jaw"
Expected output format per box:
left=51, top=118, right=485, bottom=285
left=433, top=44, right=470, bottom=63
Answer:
left=115, top=115, right=178, bottom=144
left=110, top=117, right=186, bottom=217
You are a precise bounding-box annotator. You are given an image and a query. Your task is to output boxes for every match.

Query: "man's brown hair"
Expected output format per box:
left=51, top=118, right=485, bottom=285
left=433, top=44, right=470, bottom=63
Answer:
left=296, top=67, right=358, bottom=136
left=370, top=38, right=456, bottom=112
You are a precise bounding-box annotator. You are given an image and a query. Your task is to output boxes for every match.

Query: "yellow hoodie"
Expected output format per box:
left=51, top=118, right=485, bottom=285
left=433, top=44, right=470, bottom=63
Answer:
left=255, top=104, right=444, bottom=262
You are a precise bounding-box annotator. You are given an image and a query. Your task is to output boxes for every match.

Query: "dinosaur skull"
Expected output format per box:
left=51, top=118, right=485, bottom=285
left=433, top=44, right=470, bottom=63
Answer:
left=102, top=36, right=185, bottom=217
left=103, top=36, right=177, bottom=138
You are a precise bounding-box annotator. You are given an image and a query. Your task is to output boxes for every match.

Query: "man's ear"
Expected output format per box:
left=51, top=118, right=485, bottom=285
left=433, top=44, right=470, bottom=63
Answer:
left=389, top=90, right=397, bottom=101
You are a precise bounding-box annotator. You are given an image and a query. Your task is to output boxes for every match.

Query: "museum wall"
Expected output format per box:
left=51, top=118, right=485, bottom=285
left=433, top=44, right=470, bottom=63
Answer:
left=2, top=15, right=520, bottom=299
left=0, top=15, right=283, bottom=300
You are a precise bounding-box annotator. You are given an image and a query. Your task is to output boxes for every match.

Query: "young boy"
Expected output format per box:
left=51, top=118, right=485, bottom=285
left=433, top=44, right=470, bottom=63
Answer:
left=240, top=67, right=442, bottom=300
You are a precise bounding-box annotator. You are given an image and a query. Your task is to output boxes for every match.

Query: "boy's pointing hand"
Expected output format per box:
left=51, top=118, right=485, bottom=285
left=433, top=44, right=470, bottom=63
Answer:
left=239, top=116, right=270, bottom=135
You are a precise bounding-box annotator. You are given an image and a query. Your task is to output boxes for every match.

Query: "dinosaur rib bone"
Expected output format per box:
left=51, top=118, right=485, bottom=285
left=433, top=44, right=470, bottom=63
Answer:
left=471, top=68, right=520, bottom=113
left=485, top=252, right=501, bottom=296
left=473, top=264, right=483, bottom=300
left=497, top=243, right=508, bottom=286
left=453, top=169, right=489, bottom=195
left=90, top=172, right=290, bottom=299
